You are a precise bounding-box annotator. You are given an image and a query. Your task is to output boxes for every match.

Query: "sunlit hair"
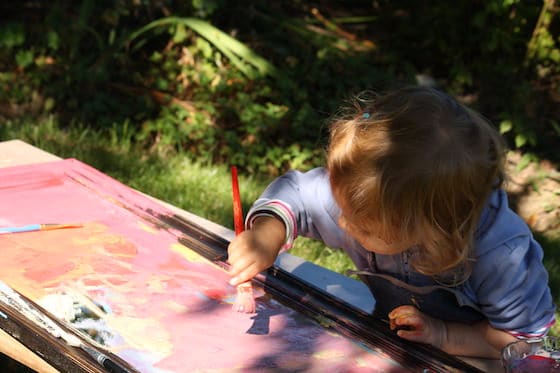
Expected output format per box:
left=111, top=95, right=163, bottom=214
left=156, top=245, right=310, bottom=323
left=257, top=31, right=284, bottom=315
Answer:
left=327, top=86, right=505, bottom=278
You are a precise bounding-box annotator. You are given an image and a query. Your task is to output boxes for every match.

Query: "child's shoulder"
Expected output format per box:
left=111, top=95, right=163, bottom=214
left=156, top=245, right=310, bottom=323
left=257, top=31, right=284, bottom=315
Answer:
left=475, top=188, right=535, bottom=257
left=281, top=167, right=330, bottom=190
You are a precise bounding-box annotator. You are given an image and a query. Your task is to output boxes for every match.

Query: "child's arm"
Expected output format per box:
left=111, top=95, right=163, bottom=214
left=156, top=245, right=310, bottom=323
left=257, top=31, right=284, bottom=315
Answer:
left=389, top=305, right=517, bottom=358
left=228, top=216, right=286, bottom=286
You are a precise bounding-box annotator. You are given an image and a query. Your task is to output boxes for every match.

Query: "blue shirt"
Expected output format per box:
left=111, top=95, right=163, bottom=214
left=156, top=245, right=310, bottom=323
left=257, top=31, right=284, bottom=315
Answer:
left=246, top=167, right=556, bottom=337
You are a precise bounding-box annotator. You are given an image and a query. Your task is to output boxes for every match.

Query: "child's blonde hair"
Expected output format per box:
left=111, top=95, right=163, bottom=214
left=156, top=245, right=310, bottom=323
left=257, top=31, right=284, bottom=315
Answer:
left=327, top=86, right=505, bottom=277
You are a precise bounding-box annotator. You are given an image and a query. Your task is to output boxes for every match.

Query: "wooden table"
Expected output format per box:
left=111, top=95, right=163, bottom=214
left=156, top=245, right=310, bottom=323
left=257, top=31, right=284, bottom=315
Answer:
left=0, top=140, right=502, bottom=372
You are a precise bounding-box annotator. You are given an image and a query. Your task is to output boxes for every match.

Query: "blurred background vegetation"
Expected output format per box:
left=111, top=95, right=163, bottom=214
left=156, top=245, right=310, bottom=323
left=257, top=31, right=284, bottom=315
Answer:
left=1, top=0, right=559, bottom=170
left=1, top=0, right=559, bottom=331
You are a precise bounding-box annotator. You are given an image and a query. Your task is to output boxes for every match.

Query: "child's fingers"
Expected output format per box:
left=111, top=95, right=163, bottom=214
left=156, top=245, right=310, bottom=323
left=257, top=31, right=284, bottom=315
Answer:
left=396, top=328, right=426, bottom=343
left=388, top=306, right=447, bottom=348
left=389, top=304, right=419, bottom=318
left=226, top=245, right=239, bottom=266
left=390, top=311, right=429, bottom=343
left=389, top=306, right=419, bottom=328
left=228, top=255, right=254, bottom=279
left=393, top=314, right=425, bottom=331
left=227, top=232, right=251, bottom=256
left=229, top=263, right=259, bottom=286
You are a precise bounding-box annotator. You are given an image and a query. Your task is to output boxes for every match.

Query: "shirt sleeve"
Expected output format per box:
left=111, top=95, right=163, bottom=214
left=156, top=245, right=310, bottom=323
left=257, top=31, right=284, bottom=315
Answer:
left=245, top=168, right=346, bottom=250
left=472, top=234, right=556, bottom=338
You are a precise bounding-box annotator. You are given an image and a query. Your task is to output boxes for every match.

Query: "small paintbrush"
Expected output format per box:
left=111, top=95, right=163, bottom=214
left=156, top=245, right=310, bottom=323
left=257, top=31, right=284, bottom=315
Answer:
left=0, top=281, right=132, bottom=373
left=0, top=223, right=82, bottom=235
left=230, top=166, right=257, bottom=314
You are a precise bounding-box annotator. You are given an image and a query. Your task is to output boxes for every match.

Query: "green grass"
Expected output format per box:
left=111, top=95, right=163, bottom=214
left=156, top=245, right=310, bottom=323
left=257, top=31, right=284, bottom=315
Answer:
left=1, top=117, right=558, bottom=336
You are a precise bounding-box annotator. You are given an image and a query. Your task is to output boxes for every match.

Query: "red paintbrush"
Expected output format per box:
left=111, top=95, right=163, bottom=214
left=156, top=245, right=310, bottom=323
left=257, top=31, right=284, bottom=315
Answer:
left=230, top=166, right=256, bottom=314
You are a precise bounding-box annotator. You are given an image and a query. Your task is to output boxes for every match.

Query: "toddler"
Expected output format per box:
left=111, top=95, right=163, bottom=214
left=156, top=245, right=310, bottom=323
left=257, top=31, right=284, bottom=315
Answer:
left=227, top=86, right=556, bottom=358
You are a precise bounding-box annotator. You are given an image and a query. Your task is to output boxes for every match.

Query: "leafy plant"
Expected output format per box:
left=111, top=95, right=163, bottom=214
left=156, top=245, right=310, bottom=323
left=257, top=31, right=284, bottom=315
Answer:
left=1, top=0, right=558, bottom=174
left=128, top=16, right=278, bottom=79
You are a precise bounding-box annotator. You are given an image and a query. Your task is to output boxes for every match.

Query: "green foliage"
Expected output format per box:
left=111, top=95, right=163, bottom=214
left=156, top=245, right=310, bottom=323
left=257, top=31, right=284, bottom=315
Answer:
left=0, top=0, right=558, bottom=175
left=0, top=22, right=26, bottom=49
left=128, top=16, right=278, bottom=79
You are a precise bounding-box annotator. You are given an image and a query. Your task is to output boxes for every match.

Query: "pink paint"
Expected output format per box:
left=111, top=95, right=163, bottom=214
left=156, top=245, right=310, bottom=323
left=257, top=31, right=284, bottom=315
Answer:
left=0, top=159, right=410, bottom=372
left=25, top=261, right=76, bottom=283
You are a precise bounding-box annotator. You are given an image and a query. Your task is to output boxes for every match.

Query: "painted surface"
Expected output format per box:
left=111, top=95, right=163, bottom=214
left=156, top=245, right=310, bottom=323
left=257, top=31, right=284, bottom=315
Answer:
left=0, top=159, right=409, bottom=372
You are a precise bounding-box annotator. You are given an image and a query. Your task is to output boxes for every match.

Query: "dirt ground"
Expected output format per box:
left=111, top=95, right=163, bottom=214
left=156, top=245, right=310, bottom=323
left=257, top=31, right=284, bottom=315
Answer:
left=505, top=151, right=560, bottom=237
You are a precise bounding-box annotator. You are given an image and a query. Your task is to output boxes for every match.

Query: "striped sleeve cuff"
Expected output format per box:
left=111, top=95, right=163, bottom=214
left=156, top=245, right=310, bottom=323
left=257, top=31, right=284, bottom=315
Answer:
left=506, top=315, right=556, bottom=339
left=245, top=199, right=298, bottom=250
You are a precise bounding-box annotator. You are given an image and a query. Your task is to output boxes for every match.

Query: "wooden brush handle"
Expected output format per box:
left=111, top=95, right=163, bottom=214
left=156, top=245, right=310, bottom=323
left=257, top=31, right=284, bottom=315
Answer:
left=230, top=166, right=244, bottom=235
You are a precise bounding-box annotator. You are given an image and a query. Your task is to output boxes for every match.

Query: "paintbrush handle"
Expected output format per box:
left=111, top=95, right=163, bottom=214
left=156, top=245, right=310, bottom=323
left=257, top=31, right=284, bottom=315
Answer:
left=0, top=224, right=42, bottom=234
left=0, top=224, right=82, bottom=234
left=81, top=345, right=131, bottom=373
left=40, top=224, right=82, bottom=231
left=230, top=166, right=244, bottom=235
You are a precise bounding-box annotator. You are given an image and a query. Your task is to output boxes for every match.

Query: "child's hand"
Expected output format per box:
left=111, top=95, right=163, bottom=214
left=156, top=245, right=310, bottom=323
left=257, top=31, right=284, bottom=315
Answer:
left=227, top=216, right=285, bottom=286
left=388, top=305, right=447, bottom=349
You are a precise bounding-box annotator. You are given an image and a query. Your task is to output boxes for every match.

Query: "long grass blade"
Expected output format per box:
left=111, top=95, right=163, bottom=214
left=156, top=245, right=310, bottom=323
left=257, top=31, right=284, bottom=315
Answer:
left=127, top=17, right=277, bottom=79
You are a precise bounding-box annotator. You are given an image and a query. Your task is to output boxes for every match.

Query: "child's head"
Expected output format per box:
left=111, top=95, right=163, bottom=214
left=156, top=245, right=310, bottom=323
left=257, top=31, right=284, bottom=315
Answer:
left=327, top=86, right=505, bottom=276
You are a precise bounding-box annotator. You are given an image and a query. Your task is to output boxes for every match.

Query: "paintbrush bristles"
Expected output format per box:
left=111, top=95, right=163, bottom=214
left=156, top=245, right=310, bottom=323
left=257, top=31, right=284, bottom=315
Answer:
left=234, top=282, right=256, bottom=313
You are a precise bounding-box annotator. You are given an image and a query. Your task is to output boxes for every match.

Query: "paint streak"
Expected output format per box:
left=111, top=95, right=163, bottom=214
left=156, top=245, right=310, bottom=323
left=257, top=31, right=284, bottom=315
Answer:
left=170, top=242, right=208, bottom=263
left=106, top=316, right=173, bottom=356
left=25, top=261, right=76, bottom=283
left=136, top=220, right=159, bottom=234
left=312, top=349, right=346, bottom=360
left=202, top=288, right=227, bottom=300
left=0, top=159, right=412, bottom=372
left=103, top=241, right=138, bottom=257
